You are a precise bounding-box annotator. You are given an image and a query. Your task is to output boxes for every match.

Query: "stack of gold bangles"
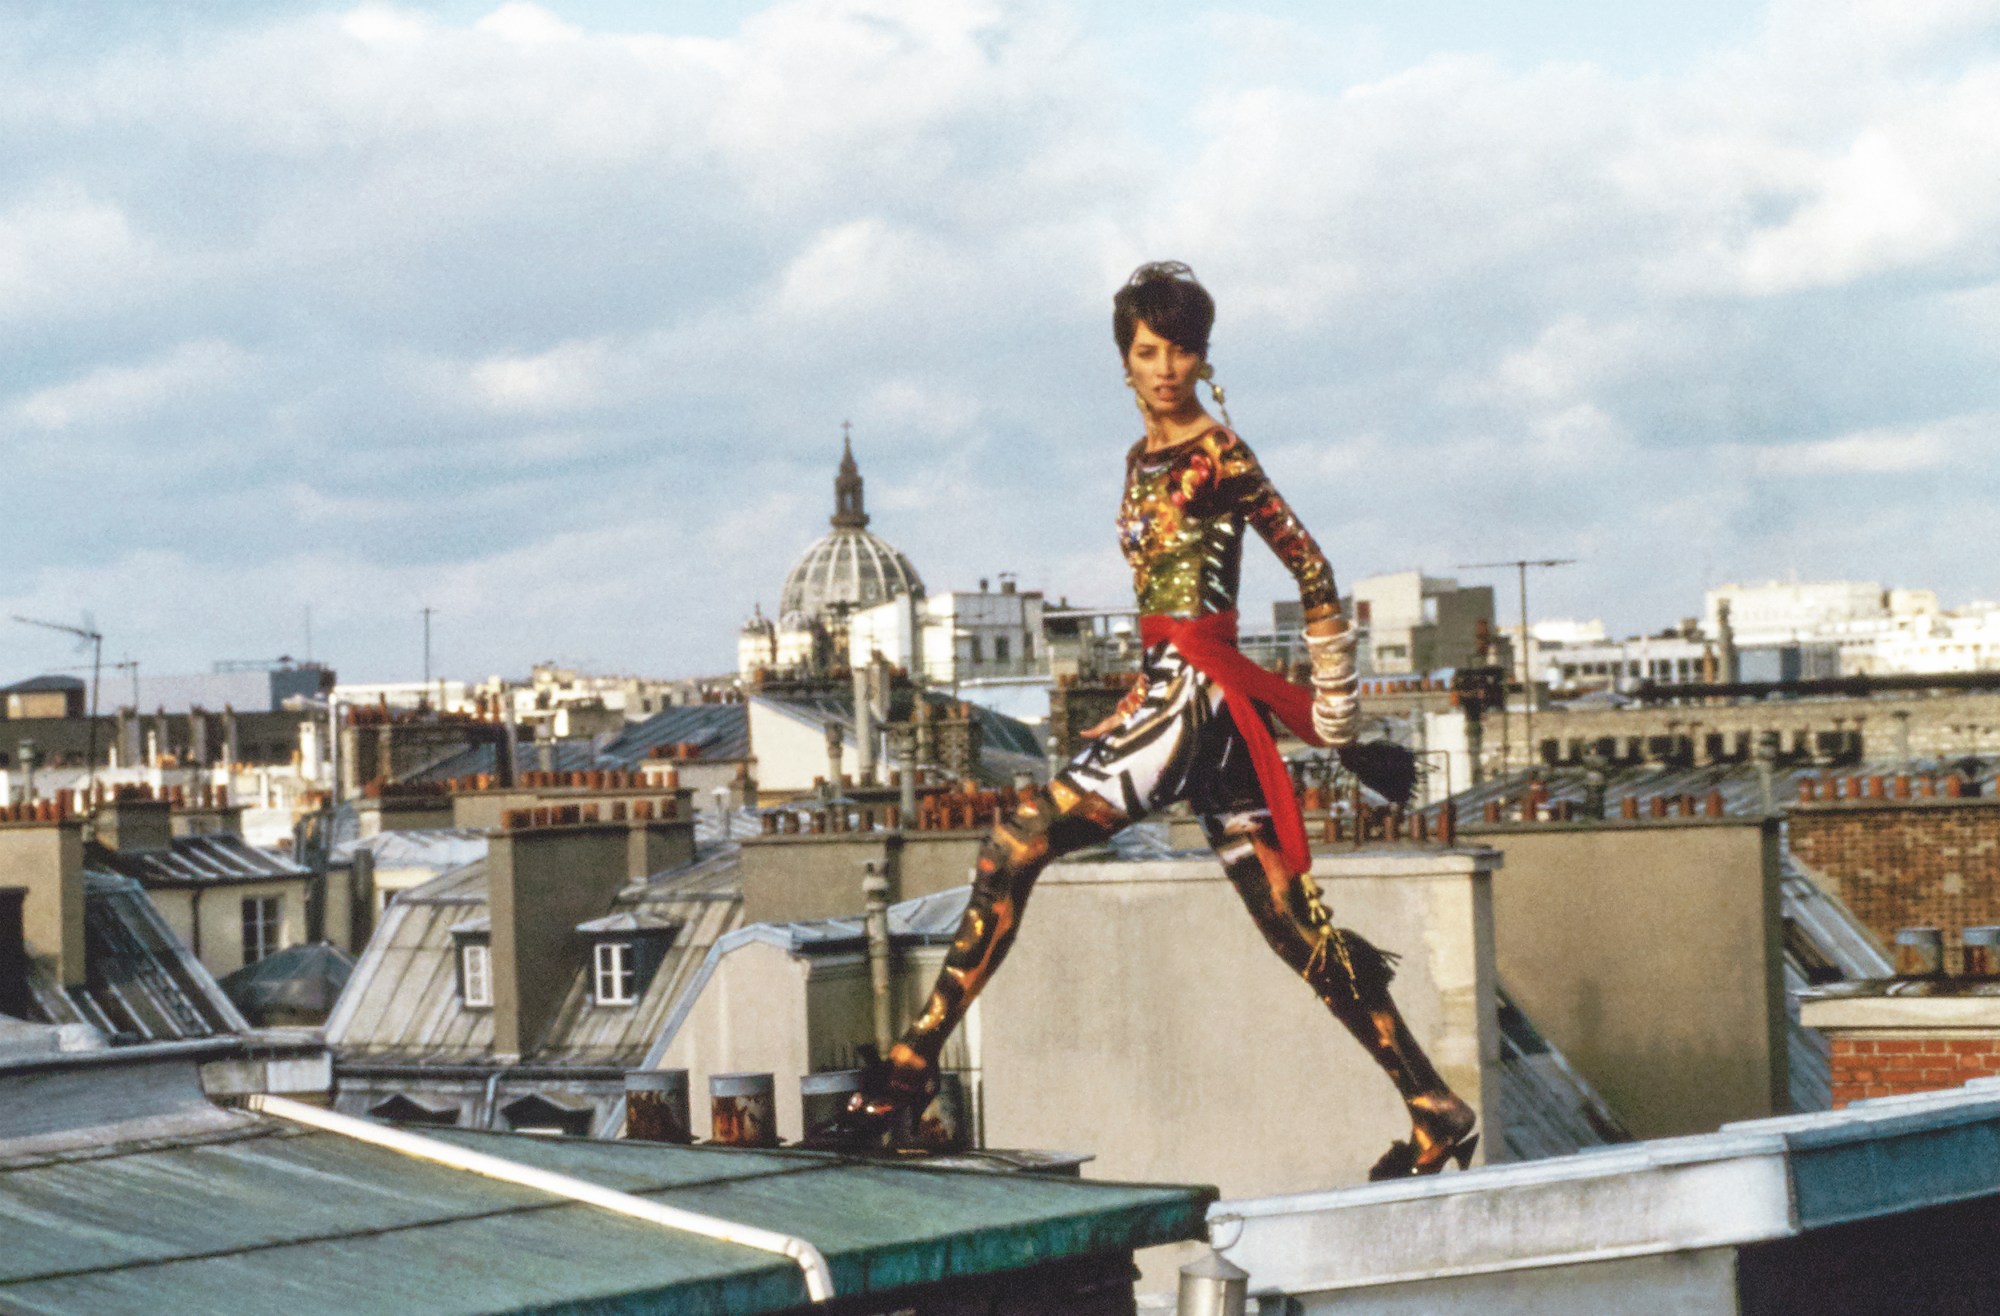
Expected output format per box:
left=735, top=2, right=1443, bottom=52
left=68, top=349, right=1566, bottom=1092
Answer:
left=1305, top=624, right=1360, bottom=746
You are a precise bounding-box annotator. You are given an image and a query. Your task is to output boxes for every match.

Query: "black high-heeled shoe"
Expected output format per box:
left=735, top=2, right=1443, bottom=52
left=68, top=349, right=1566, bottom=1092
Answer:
left=803, top=1055, right=936, bottom=1152
left=1368, top=1095, right=1478, bottom=1180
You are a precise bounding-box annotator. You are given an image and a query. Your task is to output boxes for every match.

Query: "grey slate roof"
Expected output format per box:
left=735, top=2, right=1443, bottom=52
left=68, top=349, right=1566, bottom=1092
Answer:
left=1448, top=753, right=1998, bottom=819
left=91, top=833, right=309, bottom=888
left=1781, top=843, right=1893, bottom=1112
left=0, top=674, right=85, bottom=694
left=412, top=704, right=753, bottom=783
left=1495, top=987, right=1632, bottom=1159
left=24, top=873, right=250, bottom=1044
left=758, top=689, right=1047, bottom=785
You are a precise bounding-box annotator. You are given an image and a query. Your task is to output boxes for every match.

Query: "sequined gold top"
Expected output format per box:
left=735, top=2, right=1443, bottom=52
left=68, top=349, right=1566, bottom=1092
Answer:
left=1116, top=426, right=1339, bottom=623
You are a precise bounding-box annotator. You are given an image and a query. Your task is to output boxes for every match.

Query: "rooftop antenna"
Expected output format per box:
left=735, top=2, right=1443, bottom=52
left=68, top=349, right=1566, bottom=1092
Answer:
left=114, top=658, right=138, bottom=709
left=421, top=606, right=436, bottom=686
left=1454, top=558, right=1575, bottom=777
left=12, top=612, right=104, bottom=797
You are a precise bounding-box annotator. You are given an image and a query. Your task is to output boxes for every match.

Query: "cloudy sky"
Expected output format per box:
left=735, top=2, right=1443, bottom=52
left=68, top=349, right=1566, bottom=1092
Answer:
left=3, top=0, right=1995, bottom=683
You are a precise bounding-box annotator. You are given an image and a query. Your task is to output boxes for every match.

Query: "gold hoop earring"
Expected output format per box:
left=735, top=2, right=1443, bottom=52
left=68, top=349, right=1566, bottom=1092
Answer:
left=1203, top=363, right=1233, bottom=429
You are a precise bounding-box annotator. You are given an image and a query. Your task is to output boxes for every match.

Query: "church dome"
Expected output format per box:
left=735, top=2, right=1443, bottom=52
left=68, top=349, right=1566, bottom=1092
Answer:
left=777, top=434, right=924, bottom=625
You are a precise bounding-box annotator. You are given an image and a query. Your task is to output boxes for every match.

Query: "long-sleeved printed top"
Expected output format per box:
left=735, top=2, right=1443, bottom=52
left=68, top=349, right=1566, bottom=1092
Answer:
left=1116, top=426, right=1339, bottom=624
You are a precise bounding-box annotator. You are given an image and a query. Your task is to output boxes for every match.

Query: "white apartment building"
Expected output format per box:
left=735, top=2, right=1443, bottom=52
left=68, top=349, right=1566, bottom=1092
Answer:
left=1535, top=630, right=1716, bottom=694
left=1852, top=602, right=2000, bottom=674
left=848, top=579, right=1047, bottom=689
left=1702, top=580, right=2000, bottom=676
left=1351, top=571, right=1496, bottom=676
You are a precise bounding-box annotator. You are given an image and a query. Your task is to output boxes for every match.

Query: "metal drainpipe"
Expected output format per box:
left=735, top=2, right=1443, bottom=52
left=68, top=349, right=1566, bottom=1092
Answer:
left=247, top=1095, right=835, bottom=1302
left=189, top=886, right=203, bottom=962
left=479, top=1069, right=502, bottom=1130
left=863, top=861, right=893, bottom=1060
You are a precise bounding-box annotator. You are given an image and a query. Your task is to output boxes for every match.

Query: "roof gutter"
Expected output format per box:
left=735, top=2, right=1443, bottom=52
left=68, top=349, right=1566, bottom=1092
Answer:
left=246, top=1094, right=835, bottom=1303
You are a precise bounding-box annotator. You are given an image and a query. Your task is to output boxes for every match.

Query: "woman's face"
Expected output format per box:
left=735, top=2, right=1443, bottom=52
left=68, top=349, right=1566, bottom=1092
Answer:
left=1124, top=319, right=1203, bottom=418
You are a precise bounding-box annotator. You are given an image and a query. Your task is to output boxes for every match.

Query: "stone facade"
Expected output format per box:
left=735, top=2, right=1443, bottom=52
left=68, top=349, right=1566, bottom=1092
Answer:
left=1493, top=689, right=2000, bottom=773
left=1790, top=796, right=2000, bottom=973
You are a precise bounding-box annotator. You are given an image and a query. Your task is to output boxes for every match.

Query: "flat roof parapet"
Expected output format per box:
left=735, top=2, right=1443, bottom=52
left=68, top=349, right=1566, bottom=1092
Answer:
left=1212, top=1077, right=2000, bottom=1304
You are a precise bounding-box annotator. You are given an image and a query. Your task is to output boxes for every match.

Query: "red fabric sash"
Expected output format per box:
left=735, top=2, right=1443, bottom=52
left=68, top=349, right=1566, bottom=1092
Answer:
left=1139, top=609, right=1321, bottom=874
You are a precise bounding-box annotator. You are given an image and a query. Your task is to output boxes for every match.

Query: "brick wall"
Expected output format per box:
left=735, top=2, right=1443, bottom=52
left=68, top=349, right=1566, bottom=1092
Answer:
left=1829, top=1036, right=2000, bottom=1107
left=1790, top=798, right=2000, bottom=973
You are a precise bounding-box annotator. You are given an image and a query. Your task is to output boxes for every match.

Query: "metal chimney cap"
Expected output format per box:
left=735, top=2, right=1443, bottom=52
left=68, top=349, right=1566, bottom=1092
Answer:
left=799, top=1069, right=864, bottom=1096
left=624, top=1069, right=689, bottom=1094
left=1180, top=1248, right=1250, bottom=1281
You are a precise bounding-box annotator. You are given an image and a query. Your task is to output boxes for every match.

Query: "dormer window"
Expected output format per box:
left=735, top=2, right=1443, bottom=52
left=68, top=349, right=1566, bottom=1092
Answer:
left=594, top=942, right=636, bottom=1005
left=450, top=919, right=492, bottom=1010
left=462, top=943, right=493, bottom=1008
left=577, top=913, right=681, bottom=1008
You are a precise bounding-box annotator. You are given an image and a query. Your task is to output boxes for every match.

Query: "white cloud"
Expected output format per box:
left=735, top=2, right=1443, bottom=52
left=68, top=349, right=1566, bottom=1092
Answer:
left=1, top=0, right=1996, bottom=679
left=1749, top=415, right=1988, bottom=474
left=464, top=338, right=617, bottom=414
left=0, top=185, right=155, bottom=325
left=9, top=341, right=245, bottom=431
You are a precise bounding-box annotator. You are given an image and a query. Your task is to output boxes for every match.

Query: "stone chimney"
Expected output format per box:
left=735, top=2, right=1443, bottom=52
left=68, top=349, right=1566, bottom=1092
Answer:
left=487, top=818, right=631, bottom=1060
left=95, top=795, right=173, bottom=855
left=628, top=812, right=697, bottom=880
left=0, top=807, right=86, bottom=987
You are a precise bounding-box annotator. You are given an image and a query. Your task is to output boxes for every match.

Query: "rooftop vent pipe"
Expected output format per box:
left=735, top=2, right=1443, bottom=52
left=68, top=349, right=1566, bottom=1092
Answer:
left=1965, top=927, right=2000, bottom=979
left=864, top=860, right=894, bottom=1060
left=1895, top=927, right=1945, bottom=978
left=710, top=1072, right=778, bottom=1148
left=1178, top=1247, right=1248, bottom=1316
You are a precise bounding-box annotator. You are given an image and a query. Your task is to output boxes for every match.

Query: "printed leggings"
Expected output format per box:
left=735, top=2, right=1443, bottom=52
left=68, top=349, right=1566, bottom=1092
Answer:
left=882, top=641, right=1451, bottom=1116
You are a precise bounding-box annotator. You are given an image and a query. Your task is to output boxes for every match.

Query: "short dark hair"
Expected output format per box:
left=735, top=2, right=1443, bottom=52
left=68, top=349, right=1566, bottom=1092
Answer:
left=1113, top=261, right=1214, bottom=358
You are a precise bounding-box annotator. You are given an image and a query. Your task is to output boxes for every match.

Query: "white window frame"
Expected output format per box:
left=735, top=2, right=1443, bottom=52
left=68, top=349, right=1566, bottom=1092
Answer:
left=461, top=943, right=492, bottom=1009
left=594, top=941, right=637, bottom=1005
left=241, top=895, right=282, bottom=965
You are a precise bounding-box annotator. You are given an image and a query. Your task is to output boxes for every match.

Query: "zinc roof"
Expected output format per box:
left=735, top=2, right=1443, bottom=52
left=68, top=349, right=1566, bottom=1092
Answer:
left=331, top=828, right=490, bottom=871
left=0, top=1112, right=1210, bottom=1314
left=91, top=834, right=309, bottom=889
left=325, top=850, right=745, bottom=1068
left=321, top=862, right=497, bottom=1064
